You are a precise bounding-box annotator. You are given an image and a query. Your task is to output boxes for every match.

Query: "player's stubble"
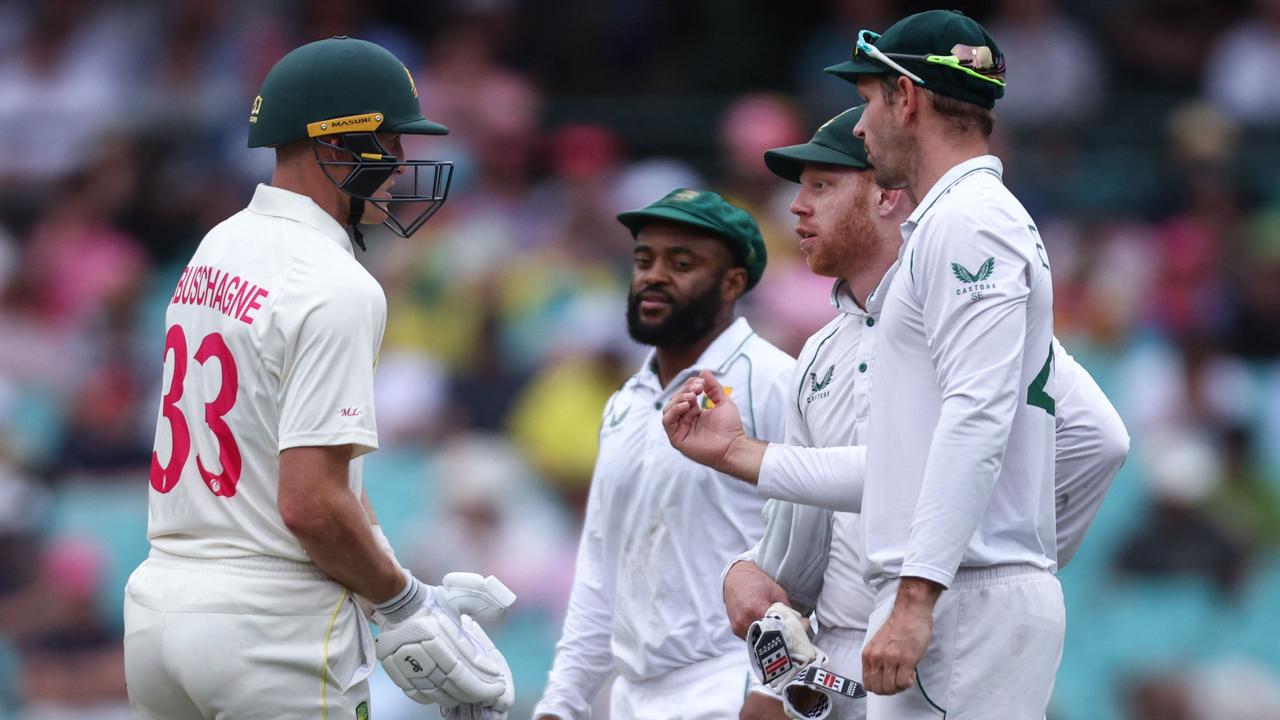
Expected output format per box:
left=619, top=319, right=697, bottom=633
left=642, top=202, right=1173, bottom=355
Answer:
left=807, top=175, right=879, bottom=280
left=858, top=80, right=917, bottom=193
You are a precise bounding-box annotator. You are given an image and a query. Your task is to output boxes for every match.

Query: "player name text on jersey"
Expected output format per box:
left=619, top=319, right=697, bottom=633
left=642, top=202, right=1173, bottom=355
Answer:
left=170, top=264, right=270, bottom=325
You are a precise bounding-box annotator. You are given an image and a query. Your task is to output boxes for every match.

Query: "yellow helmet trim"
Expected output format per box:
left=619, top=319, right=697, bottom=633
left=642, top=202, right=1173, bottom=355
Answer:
left=306, top=112, right=385, bottom=138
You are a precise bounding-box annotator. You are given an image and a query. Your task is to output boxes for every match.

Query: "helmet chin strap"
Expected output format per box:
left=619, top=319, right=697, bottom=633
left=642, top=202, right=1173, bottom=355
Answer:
left=347, top=197, right=367, bottom=251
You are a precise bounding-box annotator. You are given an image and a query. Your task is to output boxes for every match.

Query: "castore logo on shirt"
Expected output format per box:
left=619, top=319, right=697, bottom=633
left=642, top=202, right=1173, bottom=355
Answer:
left=607, top=404, right=630, bottom=428
left=807, top=365, right=834, bottom=404
left=952, top=256, right=998, bottom=301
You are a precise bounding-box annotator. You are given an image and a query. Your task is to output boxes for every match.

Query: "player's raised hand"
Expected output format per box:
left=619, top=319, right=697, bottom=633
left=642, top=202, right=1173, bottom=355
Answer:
left=661, top=374, right=707, bottom=442
left=662, top=370, right=747, bottom=469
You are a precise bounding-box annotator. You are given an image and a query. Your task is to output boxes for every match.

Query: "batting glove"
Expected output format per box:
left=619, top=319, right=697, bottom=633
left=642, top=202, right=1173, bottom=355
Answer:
left=442, top=617, right=515, bottom=720
left=373, top=573, right=516, bottom=708
left=436, top=572, right=517, bottom=625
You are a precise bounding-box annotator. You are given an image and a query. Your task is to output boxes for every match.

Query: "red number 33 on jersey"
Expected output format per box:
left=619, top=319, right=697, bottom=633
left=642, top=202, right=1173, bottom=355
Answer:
left=150, top=324, right=242, bottom=497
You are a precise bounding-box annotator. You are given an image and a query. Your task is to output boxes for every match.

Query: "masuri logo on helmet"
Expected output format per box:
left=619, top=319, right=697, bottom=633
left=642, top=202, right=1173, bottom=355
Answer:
left=248, top=36, right=453, bottom=247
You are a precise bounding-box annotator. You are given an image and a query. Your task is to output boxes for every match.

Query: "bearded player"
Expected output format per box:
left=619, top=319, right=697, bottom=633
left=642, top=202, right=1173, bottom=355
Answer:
left=664, top=104, right=1128, bottom=719
left=535, top=189, right=793, bottom=720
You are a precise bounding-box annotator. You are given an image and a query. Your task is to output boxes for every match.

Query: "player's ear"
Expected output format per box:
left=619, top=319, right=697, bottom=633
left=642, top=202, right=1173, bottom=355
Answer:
left=872, top=188, right=889, bottom=218
left=900, top=77, right=920, bottom=122
left=877, top=187, right=913, bottom=220
left=722, top=265, right=748, bottom=303
left=875, top=187, right=896, bottom=216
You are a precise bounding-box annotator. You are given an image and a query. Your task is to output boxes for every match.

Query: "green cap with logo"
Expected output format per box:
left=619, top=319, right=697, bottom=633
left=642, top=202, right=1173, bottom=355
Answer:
left=617, top=188, right=768, bottom=290
left=248, top=36, right=448, bottom=148
left=764, top=106, right=869, bottom=183
left=825, top=10, right=1005, bottom=109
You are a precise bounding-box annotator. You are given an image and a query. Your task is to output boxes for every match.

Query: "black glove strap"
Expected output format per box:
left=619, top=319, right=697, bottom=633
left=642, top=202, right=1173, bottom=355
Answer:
left=348, top=197, right=366, bottom=251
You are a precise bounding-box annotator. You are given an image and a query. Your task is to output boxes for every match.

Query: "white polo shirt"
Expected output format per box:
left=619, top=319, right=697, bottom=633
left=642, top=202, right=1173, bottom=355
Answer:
left=742, top=329, right=1126, bottom=630
left=536, top=318, right=793, bottom=720
left=146, top=184, right=385, bottom=562
left=1050, top=339, right=1130, bottom=567
left=762, top=280, right=882, bottom=632
left=865, top=154, right=1057, bottom=589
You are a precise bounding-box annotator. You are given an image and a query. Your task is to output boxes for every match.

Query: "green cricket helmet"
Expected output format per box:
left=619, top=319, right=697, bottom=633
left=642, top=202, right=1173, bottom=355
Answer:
left=248, top=36, right=453, bottom=246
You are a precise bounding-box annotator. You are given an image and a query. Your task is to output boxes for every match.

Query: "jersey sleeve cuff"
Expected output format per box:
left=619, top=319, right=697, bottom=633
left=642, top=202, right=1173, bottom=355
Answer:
left=532, top=694, right=589, bottom=720
left=721, top=545, right=761, bottom=585
left=756, top=445, right=782, bottom=499
left=899, top=563, right=954, bottom=589
left=278, top=430, right=379, bottom=458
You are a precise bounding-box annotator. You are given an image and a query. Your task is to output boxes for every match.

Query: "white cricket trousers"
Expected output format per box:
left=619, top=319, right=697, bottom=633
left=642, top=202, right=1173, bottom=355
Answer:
left=123, top=550, right=376, bottom=720
left=610, top=651, right=752, bottom=720
left=865, top=565, right=1064, bottom=720
left=814, top=624, right=868, bottom=720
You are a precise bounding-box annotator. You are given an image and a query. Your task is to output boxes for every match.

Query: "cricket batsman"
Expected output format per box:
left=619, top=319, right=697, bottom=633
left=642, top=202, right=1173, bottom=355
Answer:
left=123, top=37, right=515, bottom=720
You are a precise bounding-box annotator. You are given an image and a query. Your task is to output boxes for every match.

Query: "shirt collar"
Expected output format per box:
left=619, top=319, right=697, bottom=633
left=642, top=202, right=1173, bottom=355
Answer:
left=828, top=280, right=864, bottom=316
left=864, top=260, right=900, bottom=313
left=637, top=316, right=758, bottom=389
left=247, top=184, right=355, bottom=254
left=829, top=258, right=902, bottom=316
left=903, top=154, right=1004, bottom=231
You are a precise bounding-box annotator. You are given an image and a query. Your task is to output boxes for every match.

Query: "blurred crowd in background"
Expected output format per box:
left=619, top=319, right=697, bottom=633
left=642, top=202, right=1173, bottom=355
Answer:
left=1, top=0, right=1280, bottom=718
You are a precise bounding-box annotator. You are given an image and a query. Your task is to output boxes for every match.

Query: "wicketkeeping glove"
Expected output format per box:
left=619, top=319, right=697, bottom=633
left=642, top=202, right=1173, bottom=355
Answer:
left=747, top=602, right=827, bottom=691
left=781, top=665, right=867, bottom=720
left=782, top=683, right=832, bottom=720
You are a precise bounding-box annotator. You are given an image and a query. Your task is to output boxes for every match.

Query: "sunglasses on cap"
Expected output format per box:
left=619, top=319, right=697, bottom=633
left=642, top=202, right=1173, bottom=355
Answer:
left=854, top=29, right=1007, bottom=88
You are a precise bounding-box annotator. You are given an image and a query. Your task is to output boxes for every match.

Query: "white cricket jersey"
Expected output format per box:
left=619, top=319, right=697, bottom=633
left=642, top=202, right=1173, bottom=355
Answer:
left=535, top=318, right=793, bottom=720
left=1051, top=338, right=1130, bottom=566
left=865, top=154, right=1057, bottom=589
left=766, top=280, right=882, bottom=632
left=746, top=326, right=1125, bottom=630
left=740, top=294, right=1128, bottom=633
left=145, top=184, right=385, bottom=562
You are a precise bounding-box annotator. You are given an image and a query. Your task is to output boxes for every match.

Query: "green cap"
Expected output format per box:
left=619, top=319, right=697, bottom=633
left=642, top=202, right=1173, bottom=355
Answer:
left=248, top=36, right=448, bottom=148
left=764, top=106, right=869, bottom=183
left=825, top=10, right=1005, bottom=109
left=617, top=188, right=768, bottom=290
